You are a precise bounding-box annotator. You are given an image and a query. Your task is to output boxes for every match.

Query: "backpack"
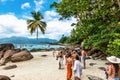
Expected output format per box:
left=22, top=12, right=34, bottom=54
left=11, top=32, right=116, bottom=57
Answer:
left=77, top=49, right=81, bottom=56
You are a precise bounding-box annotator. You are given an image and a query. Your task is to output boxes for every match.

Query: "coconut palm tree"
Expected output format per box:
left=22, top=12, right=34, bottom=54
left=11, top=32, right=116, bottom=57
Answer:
left=27, top=11, right=47, bottom=39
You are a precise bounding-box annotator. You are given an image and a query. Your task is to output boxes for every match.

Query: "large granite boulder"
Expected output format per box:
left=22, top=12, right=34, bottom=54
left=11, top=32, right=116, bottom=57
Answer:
left=0, top=50, right=16, bottom=65
left=0, top=44, right=14, bottom=52
left=0, top=51, right=4, bottom=59
left=11, top=50, right=33, bottom=62
left=3, top=50, right=16, bottom=59
left=0, top=75, right=11, bottom=80
left=3, top=64, right=17, bottom=70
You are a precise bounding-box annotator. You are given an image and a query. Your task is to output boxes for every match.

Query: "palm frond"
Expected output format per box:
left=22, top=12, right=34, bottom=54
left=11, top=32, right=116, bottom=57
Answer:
left=31, top=11, right=43, bottom=20
left=40, top=21, right=47, bottom=29
left=27, top=22, right=37, bottom=35
left=38, top=24, right=45, bottom=34
left=27, top=19, right=34, bottom=24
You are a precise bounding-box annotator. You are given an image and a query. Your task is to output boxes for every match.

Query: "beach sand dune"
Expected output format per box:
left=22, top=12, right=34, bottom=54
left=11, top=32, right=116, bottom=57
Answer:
left=0, top=51, right=107, bottom=80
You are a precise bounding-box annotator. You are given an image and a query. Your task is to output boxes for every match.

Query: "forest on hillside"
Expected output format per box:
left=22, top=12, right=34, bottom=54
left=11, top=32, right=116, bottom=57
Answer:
left=51, top=0, right=120, bottom=56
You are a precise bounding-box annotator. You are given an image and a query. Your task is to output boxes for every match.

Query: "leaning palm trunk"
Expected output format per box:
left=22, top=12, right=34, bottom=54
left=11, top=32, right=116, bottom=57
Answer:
left=36, top=27, right=38, bottom=40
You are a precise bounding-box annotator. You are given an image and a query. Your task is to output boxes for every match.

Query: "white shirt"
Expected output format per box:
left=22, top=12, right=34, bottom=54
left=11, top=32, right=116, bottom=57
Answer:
left=73, top=60, right=83, bottom=78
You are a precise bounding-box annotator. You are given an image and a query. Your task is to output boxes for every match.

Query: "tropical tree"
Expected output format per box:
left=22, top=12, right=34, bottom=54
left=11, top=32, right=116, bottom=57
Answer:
left=27, top=11, right=47, bottom=39
left=51, top=0, right=120, bottom=55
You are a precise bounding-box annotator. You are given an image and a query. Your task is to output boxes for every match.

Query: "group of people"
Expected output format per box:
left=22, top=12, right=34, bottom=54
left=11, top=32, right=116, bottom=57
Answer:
left=55, top=47, right=120, bottom=80
left=56, top=47, right=87, bottom=80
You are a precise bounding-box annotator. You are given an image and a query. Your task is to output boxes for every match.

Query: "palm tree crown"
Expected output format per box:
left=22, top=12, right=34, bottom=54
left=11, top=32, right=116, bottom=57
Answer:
left=27, top=11, right=47, bottom=39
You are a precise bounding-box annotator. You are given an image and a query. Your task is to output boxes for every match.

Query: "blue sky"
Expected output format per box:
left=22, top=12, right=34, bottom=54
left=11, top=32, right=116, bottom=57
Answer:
left=0, top=0, right=76, bottom=40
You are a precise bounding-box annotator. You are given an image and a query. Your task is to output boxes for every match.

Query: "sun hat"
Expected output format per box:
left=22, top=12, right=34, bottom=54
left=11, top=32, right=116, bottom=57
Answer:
left=106, top=56, right=120, bottom=64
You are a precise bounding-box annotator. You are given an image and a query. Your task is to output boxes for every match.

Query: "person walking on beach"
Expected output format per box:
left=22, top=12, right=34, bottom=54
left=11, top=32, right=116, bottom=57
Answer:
left=106, top=56, right=120, bottom=80
left=66, top=53, right=73, bottom=80
left=81, top=48, right=87, bottom=69
left=52, top=49, right=55, bottom=57
left=56, top=51, right=64, bottom=69
left=73, top=55, right=83, bottom=80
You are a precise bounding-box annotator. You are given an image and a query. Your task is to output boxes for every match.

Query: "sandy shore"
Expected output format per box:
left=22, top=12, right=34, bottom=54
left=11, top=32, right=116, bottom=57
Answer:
left=0, top=51, right=107, bottom=80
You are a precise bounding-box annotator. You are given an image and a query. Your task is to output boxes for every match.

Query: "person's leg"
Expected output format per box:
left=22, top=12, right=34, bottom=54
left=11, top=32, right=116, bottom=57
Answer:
left=84, top=60, right=86, bottom=69
left=59, top=62, right=61, bottom=69
left=82, top=57, right=86, bottom=69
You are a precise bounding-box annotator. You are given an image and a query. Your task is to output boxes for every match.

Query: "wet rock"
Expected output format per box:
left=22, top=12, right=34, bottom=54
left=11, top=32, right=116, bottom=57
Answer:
left=105, top=62, right=110, bottom=65
left=41, top=55, right=47, bottom=57
left=92, top=52, right=102, bottom=59
left=86, top=56, right=91, bottom=59
left=3, top=65, right=17, bottom=70
left=10, top=75, right=15, bottom=77
left=87, top=47, right=99, bottom=56
left=0, top=50, right=16, bottom=65
left=98, top=67, right=106, bottom=71
left=0, top=43, right=14, bottom=52
left=87, top=75, right=103, bottom=80
left=89, top=63, right=97, bottom=66
left=0, top=75, right=11, bottom=80
left=11, top=50, right=33, bottom=62
left=0, top=51, right=4, bottom=59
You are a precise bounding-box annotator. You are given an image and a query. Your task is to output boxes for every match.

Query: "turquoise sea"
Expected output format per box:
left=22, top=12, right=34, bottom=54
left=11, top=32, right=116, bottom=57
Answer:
left=14, top=44, right=65, bottom=51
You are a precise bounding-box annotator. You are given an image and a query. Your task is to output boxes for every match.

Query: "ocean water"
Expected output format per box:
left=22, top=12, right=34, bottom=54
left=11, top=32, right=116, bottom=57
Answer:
left=14, top=44, right=65, bottom=51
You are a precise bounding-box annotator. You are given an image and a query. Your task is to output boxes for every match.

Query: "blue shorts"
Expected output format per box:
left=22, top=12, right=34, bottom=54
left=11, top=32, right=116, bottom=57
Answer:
left=82, top=56, right=86, bottom=61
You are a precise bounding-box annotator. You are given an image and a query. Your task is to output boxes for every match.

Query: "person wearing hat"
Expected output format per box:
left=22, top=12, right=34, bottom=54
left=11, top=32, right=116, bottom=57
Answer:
left=106, top=56, right=120, bottom=80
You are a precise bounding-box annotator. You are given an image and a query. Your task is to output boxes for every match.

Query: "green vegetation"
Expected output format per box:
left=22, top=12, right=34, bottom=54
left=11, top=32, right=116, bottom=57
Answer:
left=27, top=11, right=47, bottom=39
left=51, top=0, right=120, bottom=56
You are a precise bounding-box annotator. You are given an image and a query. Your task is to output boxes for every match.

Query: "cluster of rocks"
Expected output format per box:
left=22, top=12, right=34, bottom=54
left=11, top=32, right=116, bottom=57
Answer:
left=0, top=43, right=33, bottom=65
left=87, top=47, right=108, bottom=60
left=0, top=43, right=34, bottom=80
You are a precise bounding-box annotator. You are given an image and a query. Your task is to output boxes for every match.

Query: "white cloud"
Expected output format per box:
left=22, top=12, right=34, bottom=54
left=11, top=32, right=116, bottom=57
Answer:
left=0, top=10, right=77, bottom=40
left=0, top=0, right=6, bottom=2
left=34, top=0, right=44, bottom=11
left=0, top=14, right=29, bottom=38
left=44, top=10, right=59, bottom=21
left=40, top=10, right=77, bottom=40
left=21, top=2, right=31, bottom=9
left=0, top=0, right=14, bottom=2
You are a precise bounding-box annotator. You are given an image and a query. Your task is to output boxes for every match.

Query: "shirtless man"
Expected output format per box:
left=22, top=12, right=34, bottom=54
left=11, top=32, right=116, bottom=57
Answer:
left=81, top=48, right=87, bottom=69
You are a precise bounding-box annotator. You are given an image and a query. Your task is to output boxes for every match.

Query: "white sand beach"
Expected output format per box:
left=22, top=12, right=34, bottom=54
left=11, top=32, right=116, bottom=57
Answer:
left=0, top=51, right=108, bottom=80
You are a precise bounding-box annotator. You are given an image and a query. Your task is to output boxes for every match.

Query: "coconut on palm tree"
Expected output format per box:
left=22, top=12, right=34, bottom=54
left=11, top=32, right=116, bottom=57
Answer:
left=27, top=11, right=47, bottom=39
